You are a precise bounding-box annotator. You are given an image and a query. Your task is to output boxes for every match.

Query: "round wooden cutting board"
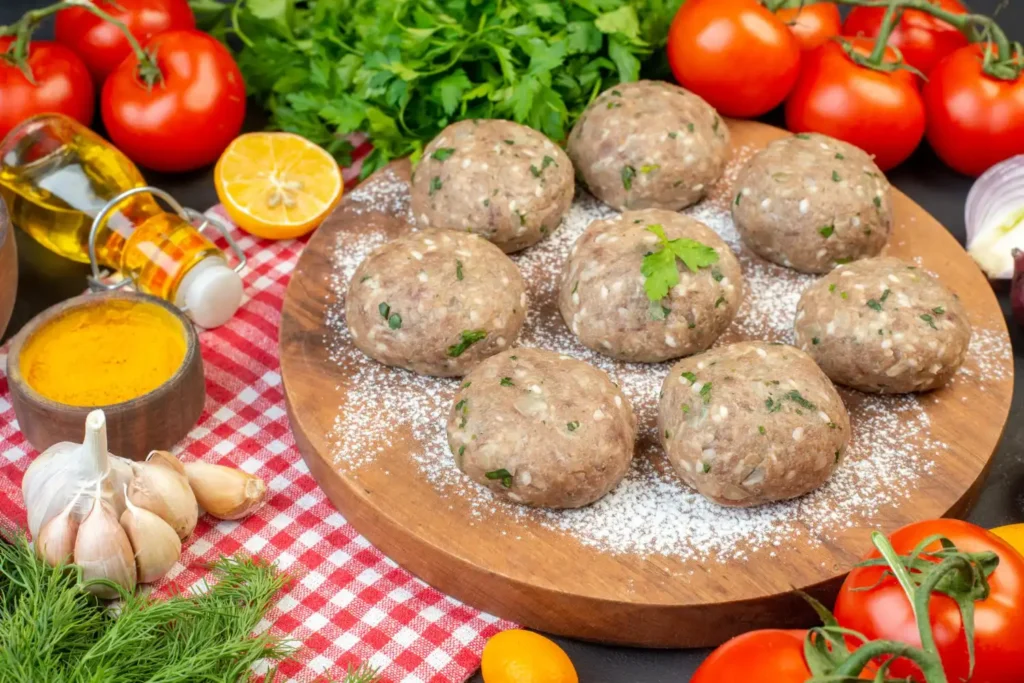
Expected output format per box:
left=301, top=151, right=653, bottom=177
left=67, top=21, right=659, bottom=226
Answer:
left=280, top=120, right=1013, bottom=647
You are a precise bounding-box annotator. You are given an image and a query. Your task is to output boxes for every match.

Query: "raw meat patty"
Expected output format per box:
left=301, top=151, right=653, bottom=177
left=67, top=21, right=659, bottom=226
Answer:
left=567, top=80, right=729, bottom=212
left=732, top=133, right=892, bottom=274
left=558, top=209, right=743, bottom=362
left=658, top=342, right=850, bottom=507
left=346, top=229, right=527, bottom=377
left=447, top=348, right=636, bottom=508
left=794, top=257, right=971, bottom=393
left=410, top=119, right=574, bottom=253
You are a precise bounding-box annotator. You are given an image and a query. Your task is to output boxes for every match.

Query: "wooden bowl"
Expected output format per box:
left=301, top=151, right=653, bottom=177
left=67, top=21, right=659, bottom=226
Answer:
left=0, top=196, right=16, bottom=339
left=6, top=291, right=206, bottom=460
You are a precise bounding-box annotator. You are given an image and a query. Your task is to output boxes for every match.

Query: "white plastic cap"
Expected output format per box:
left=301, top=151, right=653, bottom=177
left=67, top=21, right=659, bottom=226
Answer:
left=176, top=256, right=244, bottom=329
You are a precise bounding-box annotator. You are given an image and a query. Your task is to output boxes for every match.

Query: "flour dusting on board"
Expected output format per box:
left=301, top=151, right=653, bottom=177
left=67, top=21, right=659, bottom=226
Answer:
left=323, top=163, right=1011, bottom=563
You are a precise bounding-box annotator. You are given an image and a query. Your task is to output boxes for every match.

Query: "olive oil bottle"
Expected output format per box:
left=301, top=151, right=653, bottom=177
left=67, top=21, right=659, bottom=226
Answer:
left=0, top=114, right=243, bottom=328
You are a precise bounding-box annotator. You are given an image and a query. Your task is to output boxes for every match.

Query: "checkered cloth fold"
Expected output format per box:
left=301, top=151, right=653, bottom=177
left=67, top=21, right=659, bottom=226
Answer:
left=0, top=194, right=513, bottom=682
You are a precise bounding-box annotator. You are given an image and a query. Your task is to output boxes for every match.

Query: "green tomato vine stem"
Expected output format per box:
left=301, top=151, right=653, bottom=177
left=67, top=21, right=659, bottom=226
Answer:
left=0, top=0, right=163, bottom=87
left=831, top=0, right=1021, bottom=80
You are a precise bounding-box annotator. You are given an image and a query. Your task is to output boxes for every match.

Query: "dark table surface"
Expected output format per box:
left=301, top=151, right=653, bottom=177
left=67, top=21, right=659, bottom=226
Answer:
left=2, top=1, right=1022, bottom=680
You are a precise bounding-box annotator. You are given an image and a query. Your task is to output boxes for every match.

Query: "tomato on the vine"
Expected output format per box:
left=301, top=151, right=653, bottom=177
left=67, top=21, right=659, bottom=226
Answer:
left=101, top=30, right=246, bottom=173
left=785, top=37, right=925, bottom=170
left=666, top=0, right=801, bottom=118
left=923, top=45, right=1024, bottom=177
left=843, top=0, right=969, bottom=76
left=692, top=630, right=813, bottom=682
left=692, top=629, right=874, bottom=682
left=774, top=1, right=842, bottom=52
left=0, top=38, right=94, bottom=141
left=55, top=0, right=195, bottom=83
left=835, top=519, right=1024, bottom=683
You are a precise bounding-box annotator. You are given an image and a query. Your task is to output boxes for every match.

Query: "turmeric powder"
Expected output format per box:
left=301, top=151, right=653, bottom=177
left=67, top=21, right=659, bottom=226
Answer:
left=20, top=300, right=188, bottom=407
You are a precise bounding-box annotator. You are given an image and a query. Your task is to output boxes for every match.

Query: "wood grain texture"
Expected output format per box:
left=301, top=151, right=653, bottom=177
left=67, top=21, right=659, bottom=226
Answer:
left=7, top=291, right=205, bottom=460
left=0, top=197, right=16, bottom=340
left=280, top=120, right=1014, bottom=647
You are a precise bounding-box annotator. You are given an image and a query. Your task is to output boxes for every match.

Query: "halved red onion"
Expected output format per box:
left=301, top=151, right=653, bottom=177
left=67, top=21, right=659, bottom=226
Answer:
left=966, top=155, right=1024, bottom=279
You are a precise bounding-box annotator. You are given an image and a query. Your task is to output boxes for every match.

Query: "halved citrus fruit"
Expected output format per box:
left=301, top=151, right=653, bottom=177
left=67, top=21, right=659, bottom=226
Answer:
left=215, top=132, right=343, bottom=240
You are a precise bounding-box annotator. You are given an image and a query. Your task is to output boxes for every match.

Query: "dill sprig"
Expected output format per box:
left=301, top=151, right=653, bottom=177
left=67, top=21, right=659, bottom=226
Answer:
left=0, top=534, right=379, bottom=683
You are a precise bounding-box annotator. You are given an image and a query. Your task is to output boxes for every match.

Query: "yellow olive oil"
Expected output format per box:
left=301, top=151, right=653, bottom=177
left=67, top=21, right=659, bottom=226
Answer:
left=0, top=114, right=223, bottom=302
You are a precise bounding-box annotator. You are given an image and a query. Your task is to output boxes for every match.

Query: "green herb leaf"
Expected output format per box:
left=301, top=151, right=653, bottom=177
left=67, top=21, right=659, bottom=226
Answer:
left=567, top=421, right=580, bottom=432
left=933, top=306, right=945, bottom=315
left=447, top=329, right=488, bottom=357
left=832, top=170, right=841, bottom=182
left=819, top=225, right=834, bottom=238
left=758, top=425, right=766, bottom=435
left=641, top=224, right=720, bottom=301
left=640, top=164, right=660, bottom=174
left=867, top=299, right=883, bottom=312
left=485, top=469, right=514, bottom=488
left=500, top=377, right=514, bottom=387
left=812, top=337, right=820, bottom=345
left=795, top=133, right=811, bottom=139
left=920, top=314, right=938, bottom=330
left=681, top=371, right=697, bottom=383
left=456, top=260, right=464, bottom=281
left=429, top=176, right=443, bottom=196
left=835, top=153, right=844, bottom=160
left=881, top=288, right=891, bottom=302
left=714, top=296, right=726, bottom=308
left=700, top=382, right=712, bottom=404
left=873, top=196, right=882, bottom=209
left=702, top=462, right=711, bottom=473
left=432, top=148, right=455, bottom=161
left=621, top=165, right=636, bottom=190
left=388, top=313, right=402, bottom=329
left=378, top=302, right=390, bottom=318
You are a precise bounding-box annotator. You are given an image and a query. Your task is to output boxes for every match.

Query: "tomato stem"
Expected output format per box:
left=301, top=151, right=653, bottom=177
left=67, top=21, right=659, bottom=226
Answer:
left=833, top=0, right=1021, bottom=80
left=833, top=639, right=948, bottom=681
left=0, top=0, right=165, bottom=86
left=867, top=0, right=902, bottom=65
left=869, top=530, right=921, bottom=622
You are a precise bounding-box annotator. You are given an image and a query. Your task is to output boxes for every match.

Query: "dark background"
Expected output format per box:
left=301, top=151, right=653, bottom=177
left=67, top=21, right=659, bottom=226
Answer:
left=1, top=1, right=1022, bottom=681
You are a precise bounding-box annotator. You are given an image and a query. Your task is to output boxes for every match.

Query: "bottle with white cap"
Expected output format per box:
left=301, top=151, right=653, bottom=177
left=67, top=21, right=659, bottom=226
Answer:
left=0, top=114, right=245, bottom=328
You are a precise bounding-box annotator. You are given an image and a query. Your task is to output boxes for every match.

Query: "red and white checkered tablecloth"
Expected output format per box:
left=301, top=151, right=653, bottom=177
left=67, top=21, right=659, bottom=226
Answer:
left=0, top=179, right=516, bottom=681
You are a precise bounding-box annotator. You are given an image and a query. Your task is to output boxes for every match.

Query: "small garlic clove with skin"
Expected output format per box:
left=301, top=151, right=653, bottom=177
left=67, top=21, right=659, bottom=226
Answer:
left=146, top=450, right=186, bottom=477
left=184, top=462, right=268, bottom=521
left=74, top=489, right=136, bottom=599
left=36, top=496, right=79, bottom=566
left=128, top=460, right=198, bottom=540
left=120, top=493, right=181, bottom=584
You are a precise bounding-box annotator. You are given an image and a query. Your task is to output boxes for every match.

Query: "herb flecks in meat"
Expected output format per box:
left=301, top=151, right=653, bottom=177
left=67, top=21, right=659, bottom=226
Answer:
left=448, top=329, right=488, bottom=357
left=486, top=469, right=514, bottom=488
left=432, top=148, right=455, bottom=161
left=621, top=165, right=636, bottom=190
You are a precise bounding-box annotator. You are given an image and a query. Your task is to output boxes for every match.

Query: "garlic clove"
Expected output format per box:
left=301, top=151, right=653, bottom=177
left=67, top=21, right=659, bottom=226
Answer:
left=128, top=460, right=198, bottom=540
left=36, top=497, right=79, bottom=566
left=146, top=450, right=186, bottom=477
left=74, top=491, right=136, bottom=599
left=120, top=494, right=181, bottom=584
left=184, top=462, right=268, bottom=521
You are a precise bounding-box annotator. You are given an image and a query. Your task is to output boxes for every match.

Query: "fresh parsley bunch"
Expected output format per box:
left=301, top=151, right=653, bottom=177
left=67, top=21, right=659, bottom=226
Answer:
left=193, top=0, right=682, bottom=178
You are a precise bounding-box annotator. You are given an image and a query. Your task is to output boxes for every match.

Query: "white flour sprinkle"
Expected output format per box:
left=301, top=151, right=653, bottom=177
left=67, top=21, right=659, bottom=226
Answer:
left=322, top=165, right=1009, bottom=564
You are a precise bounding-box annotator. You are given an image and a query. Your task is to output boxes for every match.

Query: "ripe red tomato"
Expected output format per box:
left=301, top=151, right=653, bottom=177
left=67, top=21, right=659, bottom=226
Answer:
left=55, top=0, right=195, bottom=83
left=666, top=0, right=801, bottom=118
left=835, top=519, right=1024, bottom=683
left=775, top=2, right=842, bottom=52
left=0, top=38, right=94, bottom=141
left=101, top=30, right=246, bottom=173
left=843, top=0, right=969, bottom=76
left=923, top=45, right=1024, bottom=177
left=785, top=38, right=926, bottom=170
left=693, top=629, right=875, bottom=682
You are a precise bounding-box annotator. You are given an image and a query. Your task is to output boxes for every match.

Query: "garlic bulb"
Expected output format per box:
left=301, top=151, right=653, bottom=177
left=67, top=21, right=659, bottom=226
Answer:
left=35, top=495, right=80, bottom=566
left=22, top=410, right=133, bottom=539
left=120, top=492, right=181, bottom=583
left=75, top=488, right=137, bottom=599
left=184, top=462, right=267, bottom=520
left=128, top=452, right=198, bottom=540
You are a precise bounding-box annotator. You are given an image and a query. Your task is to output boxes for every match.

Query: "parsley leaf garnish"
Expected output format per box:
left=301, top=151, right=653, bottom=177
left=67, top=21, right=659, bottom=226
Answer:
left=432, top=148, right=455, bottom=161
left=819, top=225, right=834, bottom=238
left=456, top=260, right=464, bottom=281
left=500, top=377, right=514, bottom=387
left=920, top=314, right=938, bottom=329
left=640, top=224, right=720, bottom=301
left=567, top=421, right=579, bottom=432
left=429, top=176, right=443, bottom=196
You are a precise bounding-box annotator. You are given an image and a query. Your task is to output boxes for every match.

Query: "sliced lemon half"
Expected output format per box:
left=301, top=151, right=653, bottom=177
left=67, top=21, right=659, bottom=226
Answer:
left=215, top=132, right=343, bottom=240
